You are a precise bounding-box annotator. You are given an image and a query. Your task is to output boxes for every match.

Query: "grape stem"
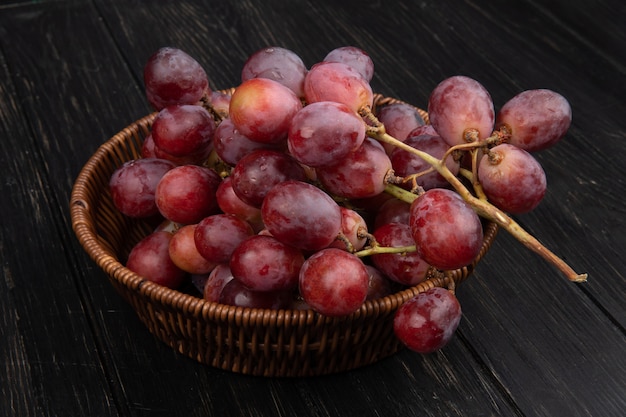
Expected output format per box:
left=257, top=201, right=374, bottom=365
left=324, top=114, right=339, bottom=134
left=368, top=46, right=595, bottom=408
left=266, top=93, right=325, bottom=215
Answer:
left=363, top=109, right=587, bottom=283
left=355, top=244, right=417, bottom=258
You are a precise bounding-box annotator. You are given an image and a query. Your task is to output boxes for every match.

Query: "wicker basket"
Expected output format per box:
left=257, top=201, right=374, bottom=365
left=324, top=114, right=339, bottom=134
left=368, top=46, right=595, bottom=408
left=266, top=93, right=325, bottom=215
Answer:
left=70, top=94, right=498, bottom=377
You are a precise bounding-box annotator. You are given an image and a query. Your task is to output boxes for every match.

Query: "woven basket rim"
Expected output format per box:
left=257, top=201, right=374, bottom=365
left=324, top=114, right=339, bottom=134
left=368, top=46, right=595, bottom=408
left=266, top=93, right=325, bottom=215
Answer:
left=69, top=95, right=497, bottom=328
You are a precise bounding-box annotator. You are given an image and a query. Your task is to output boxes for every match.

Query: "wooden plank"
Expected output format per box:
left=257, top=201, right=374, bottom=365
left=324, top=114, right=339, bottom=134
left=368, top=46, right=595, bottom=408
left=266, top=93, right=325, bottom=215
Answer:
left=458, top=236, right=626, bottom=417
left=0, top=19, right=120, bottom=417
left=528, top=0, right=626, bottom=66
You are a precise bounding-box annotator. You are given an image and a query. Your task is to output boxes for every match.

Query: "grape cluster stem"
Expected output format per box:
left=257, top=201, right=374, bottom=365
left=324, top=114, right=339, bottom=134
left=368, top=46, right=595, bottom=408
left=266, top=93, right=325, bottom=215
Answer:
left=361, top=107, right=587, bottom=283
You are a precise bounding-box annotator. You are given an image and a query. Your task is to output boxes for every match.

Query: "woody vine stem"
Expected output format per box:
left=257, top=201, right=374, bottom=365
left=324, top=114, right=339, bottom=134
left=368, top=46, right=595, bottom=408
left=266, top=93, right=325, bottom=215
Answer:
left=360, top=106, right=588, bottom=283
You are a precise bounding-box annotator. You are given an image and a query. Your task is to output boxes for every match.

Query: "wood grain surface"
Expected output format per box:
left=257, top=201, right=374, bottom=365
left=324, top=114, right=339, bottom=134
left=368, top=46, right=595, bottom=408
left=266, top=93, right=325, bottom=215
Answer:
left=1, top=0, right=624, bottom=416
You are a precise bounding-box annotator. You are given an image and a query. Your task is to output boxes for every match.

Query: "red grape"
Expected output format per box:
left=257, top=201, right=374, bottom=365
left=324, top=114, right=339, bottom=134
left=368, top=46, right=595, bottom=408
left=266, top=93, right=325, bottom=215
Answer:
left=393, top=287, right=462, bottom=353
left=478, top=143, right=547, bottom=213
left=371, top=222, right=430, bottom=285
left=376, top=102, right=425, bottom=153
left=215, top=176, right=264, bottom=232
left=316, top=138, right=392, bottom=199
left=304, top=61, right=374, bottom=112
left=229, top=235, right=304, bottom=292
left=323, top=46, right=374, bottom=82
left=151, top=104, right=215, bottom=157
left=143, top=47, right=209, bottom=110
left=241, top=46, right=308, bottom=97
left=364, top=265, right=392, bottom=300
left=194, top=214, right=254, bottom=264
left=496, top=89, right=572, bottom=152
left=373, top=198, right=411, bottom=230
left=213, top=118, right=280, bottom=166
left=299, top=248, right=369, bottom=316
left=126, top=231, right=187, bottom=289
left=141, top=134, right=157, bottom=158
left=390, top=131, right=460, bottom=190
left=287, top=101, right=366, bottom=167
left=409, top=188, right=483, bottom=270
left=230, top=149, right=307, bottom=208
left=428, top=75, right=495, bottom=146
left=261, top=180, right=342, bottom=251
left=203, top=264, right=234, bottom=302
left=144, top=133, right=212, bottom=166
left=155, top=165, right=221, bottom=224
left=219, top=278, right=292, bottom=309
left=229, top=77, right=303, bottom=144
left=206, top=90, right=231, bottom=119
left=109, top=158, right=175, bottom=218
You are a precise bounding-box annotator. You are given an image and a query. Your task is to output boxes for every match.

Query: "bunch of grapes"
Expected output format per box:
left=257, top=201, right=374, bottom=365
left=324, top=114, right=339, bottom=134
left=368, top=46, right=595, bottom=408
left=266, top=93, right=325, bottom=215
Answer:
left=109, top=45, right=585, bottom=355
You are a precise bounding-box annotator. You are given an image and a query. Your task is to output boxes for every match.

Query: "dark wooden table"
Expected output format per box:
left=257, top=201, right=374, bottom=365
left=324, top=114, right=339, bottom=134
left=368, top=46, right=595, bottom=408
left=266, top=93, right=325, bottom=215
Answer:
left=1, top=1, right=625, bottom=416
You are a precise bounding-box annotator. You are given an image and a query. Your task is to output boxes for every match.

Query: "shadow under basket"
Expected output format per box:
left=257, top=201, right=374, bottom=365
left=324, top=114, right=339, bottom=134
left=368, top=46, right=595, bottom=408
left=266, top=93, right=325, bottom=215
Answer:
left=70, top=97, right=498, bottom=377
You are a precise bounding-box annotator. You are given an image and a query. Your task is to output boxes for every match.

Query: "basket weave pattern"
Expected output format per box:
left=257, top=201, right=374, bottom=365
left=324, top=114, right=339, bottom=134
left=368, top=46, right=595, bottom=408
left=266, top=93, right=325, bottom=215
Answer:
left=70, top=96, right=498, bottom=377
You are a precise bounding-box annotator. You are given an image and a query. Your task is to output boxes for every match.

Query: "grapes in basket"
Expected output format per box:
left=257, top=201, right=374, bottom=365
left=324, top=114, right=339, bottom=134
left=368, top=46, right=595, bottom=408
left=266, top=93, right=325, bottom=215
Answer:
left=109, top=45, right=586, bottom=354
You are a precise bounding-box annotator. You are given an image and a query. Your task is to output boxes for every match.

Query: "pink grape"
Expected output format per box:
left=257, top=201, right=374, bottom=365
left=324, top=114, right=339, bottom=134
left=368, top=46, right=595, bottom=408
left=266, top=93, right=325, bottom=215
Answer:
left=194, top=214, right=254, bottom=264
left=428, top=75, right=495, bottom=146
left=393, top=287, right=462, bottom=353
left=299, top=248, right=370, bottom=316
left=126, top=231, right=187, bottom=289
left=155, top=165, right=221, bottom=224
left=316, top=138, right=392, bottom=199
left=261, top=180, right=342, bottom=251
left=230, top=149, right=307, bottom=208
left=151, top=104, right=215, bottom=157
left=241, top=46, right=308, bottom=97
left=323, top=46, right=374, bottom=82
left=409, top=188, right=483, bottom=270
left=229, top=77, right=303, bottom=144
left=478, top=143, right=547, bottom=213
left=287, top=101, right=366, bottom=167
left=496, top=89, right=572, bottom=152
left=371, top=222, right=430, bottom=286
left=168, top=224, right=217, bottom=275
left=143, top=47, right=209, bottom=110
left=304, top=61, right=374, bottom=112
left=229, top=235, right=305, bottom=292
left=109, top=158, right=176, bottom=218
